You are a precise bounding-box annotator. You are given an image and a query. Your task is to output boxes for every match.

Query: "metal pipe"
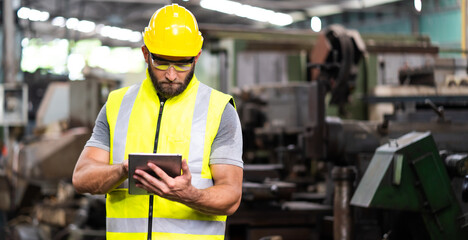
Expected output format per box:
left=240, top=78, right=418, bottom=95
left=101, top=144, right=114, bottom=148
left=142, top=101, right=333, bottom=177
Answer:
left=332, top=166, right=355, bottom=240
left=462, top=0, right=467, bottom=58
left=3, top=0, right=17, bottom=83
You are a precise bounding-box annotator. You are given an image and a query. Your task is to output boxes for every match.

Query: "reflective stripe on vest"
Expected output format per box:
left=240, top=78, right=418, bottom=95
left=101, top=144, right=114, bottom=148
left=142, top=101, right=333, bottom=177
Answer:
left=113, top=84, right=141, bottom=189
left=113, top=84, right=141, bottom=165
left=188, top=83, right=213, bottom=189
left=107, top=217, right=226, bottom=235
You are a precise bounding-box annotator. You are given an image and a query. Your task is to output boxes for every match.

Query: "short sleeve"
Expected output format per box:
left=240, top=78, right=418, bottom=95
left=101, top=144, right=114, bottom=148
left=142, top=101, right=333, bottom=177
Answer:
left=210, top=103, right=243, bottom=168
left=85, top=104, right=110, bottom=152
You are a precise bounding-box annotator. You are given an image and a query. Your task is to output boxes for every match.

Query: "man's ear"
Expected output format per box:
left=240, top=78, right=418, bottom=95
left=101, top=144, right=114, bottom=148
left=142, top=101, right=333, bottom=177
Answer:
left=194, top=50, right=202, bottom=64
left=141, top=45, right=150, bottom=64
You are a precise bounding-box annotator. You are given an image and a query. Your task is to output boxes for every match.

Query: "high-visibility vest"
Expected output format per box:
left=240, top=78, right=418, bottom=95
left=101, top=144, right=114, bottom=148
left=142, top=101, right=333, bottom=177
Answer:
left=105, top=72, right=233, bottom=240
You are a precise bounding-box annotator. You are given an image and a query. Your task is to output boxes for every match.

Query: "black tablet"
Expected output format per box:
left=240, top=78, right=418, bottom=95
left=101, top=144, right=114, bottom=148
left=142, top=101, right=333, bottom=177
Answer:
left=128, top=153, right=182, bottom=195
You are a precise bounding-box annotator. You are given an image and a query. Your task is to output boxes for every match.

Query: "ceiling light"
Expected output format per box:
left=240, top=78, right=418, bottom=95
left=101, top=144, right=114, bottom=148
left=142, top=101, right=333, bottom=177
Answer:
left=19, top=7, right=141, bottom=43
left=17, top=7, right=49, bottom=22
left=201, top=0, right=240, bottom=15
left=310, top=16, right=321, bottom=32
left=414, top=0, right=422, bottom=12
left=77, top=20, right=96, bottom=33
left=306, top=5, right=341, bottom=17
left=17, top=7, right=30, bottom=19
left=200, top=0, right=293, bottom=26
left=98, top=25, right=142, bottom=42
left=65, top=18, right=96, bottom=33
left=343, top=0, right=402, bottom=9
left=66, top=18, right=80, bottom=30
left=52, top=17, right=66, bottom=27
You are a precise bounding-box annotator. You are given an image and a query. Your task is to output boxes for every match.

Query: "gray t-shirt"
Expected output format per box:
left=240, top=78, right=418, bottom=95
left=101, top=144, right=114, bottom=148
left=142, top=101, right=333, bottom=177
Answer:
left=85, top=102, right=243, bottom=168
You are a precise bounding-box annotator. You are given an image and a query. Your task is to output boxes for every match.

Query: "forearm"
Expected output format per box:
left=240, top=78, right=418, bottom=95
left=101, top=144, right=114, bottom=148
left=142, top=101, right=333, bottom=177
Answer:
left=73, top=162, right=126, bottom=194
left=178, top=164, right=243, bottom=216
left=72, top=147, right=127, bottom=195
left=181, top=184, right=242, bottom=216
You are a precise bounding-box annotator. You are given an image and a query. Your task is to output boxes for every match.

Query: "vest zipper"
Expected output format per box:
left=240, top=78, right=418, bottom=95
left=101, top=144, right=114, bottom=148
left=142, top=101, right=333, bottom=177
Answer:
left=154, top=100, right=165, bottom=153
left=147, top=196, right=153, bottom=240
left=148, top=99, right=165, bottom=240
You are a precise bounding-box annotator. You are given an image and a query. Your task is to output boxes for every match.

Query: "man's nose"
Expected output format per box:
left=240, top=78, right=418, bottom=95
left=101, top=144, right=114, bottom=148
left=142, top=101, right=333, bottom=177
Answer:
left=165, top=66, right=177, bottom=81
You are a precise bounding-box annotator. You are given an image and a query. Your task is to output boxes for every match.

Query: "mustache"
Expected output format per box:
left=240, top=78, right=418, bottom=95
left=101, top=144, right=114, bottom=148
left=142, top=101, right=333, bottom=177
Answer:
left=161, top=80, right=181, bottom=84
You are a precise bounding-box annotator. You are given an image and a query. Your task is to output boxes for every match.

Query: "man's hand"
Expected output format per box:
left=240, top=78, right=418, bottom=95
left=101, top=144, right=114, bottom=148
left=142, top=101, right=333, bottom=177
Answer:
left=133, top=159, right=199, bottom=203
left=132, top=159, right=243, bottom=216
left=122, top=159, right=129, bottom=175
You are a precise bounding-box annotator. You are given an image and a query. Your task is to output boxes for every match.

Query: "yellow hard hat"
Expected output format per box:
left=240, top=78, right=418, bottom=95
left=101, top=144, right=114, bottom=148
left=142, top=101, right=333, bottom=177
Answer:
left=143, top=4, right=203, bottom=57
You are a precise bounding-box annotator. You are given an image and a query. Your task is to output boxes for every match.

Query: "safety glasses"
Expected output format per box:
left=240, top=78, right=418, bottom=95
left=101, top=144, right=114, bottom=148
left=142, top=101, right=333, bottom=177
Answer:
left=150, top=53, right=195, bottom=72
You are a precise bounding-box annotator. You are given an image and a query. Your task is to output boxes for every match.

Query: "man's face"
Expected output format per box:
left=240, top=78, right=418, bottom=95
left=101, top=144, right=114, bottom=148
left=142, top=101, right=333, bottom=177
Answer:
left=143, top=47, right=199, bottom=99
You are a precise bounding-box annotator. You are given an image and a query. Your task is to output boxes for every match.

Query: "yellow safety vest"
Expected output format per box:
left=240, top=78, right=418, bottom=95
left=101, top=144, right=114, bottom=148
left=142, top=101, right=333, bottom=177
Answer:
left=105, top=71, right=233, bottom=240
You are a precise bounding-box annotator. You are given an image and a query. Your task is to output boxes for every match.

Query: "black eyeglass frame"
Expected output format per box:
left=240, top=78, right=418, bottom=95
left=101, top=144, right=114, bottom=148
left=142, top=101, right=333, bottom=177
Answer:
left=149, top=52, right=195, bottom=65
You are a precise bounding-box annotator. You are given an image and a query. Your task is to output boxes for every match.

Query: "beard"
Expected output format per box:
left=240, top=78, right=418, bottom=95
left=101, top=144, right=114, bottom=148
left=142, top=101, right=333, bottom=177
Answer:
left=148, top=63, right=195, bottom=99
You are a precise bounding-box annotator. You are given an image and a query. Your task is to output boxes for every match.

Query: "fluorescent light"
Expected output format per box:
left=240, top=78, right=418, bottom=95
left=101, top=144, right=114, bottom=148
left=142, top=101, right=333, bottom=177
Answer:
left=310, top=16, right=321, bottom=32
left=17, top=7, right=30, bottom=19
left=52, top=16, right=66, bottom=27
left=65, top=18, right=96, bottom=33
left=201, top=0, right=240, bottom=15
left=129, top=32, right=143, bottom=43
left=17, top=7, right=49, bottom=21
left=200, top=0, right=293, bottom=26
left=343, top=0, right=402, bottom=9
left=306, top=5, right=341, bottom=17
left=77, top=20, right=96, bottom=33
left=19, top=7, right=141, bottom=43
left=66, top=18, right=80, bottom=29
left=97, top=25, right=142, bottom=42
left=414, top=0, right=422, bottom=12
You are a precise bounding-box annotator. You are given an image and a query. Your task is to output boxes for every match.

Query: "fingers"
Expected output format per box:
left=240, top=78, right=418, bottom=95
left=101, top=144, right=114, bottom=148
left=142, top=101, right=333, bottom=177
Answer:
left=134, top=175, right=157, bottom=193
left=147, top=162, right=173, bottom=182
left=181, top=159, right=190, bottom=174
left=122, top=160, right=129, bottom=174
left=133, top=169, right=166, bottom=195
left=133, top=159, right=191, bottom=199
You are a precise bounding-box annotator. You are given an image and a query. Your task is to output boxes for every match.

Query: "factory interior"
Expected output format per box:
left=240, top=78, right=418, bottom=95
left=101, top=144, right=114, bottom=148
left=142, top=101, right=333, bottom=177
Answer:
left=2, top=0, right=468, bottom=239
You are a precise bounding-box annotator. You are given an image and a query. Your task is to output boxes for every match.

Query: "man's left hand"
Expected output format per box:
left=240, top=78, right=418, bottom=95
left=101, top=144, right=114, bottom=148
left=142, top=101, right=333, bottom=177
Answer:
left=133, top=159, right=199, bottom=203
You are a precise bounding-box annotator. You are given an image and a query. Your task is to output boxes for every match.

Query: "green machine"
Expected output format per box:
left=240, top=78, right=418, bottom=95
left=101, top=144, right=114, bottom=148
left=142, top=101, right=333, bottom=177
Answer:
left=351, top=131, right=468, bottom=240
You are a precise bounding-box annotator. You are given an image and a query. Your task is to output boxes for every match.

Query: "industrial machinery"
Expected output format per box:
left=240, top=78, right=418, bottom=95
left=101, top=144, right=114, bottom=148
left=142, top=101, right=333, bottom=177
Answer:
left=351, top=131, right=468, bottom=240
left=228, top=24, right=468, bottom=240
left=0, top=70, right=119, bottom=240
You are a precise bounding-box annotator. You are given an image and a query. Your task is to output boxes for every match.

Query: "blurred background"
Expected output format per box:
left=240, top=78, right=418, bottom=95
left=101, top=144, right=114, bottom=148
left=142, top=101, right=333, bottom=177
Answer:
left=1, top=0, right=468, bottom=239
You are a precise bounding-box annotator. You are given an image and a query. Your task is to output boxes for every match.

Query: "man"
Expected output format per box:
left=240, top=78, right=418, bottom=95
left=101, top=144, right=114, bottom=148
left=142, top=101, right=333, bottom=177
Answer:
left=72, top=4, right=243, bottom=240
